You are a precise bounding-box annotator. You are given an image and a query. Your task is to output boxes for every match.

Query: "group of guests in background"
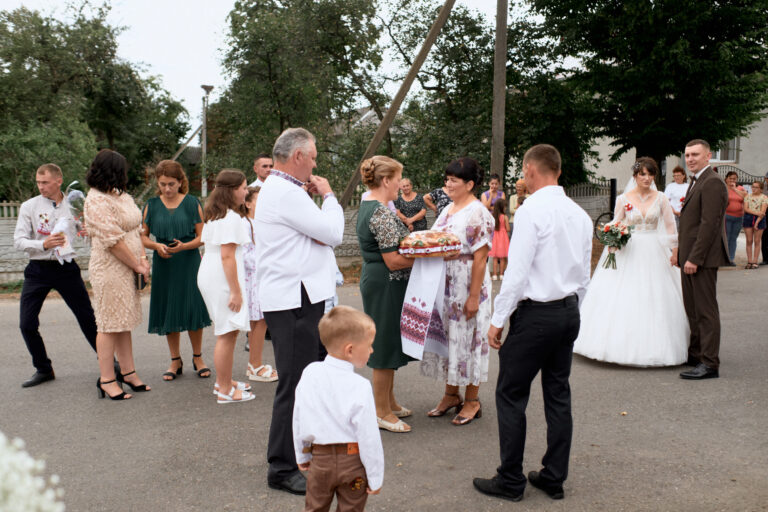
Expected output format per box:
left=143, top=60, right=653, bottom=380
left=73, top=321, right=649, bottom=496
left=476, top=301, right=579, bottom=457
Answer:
left=665, top=165, right=768, bottom=268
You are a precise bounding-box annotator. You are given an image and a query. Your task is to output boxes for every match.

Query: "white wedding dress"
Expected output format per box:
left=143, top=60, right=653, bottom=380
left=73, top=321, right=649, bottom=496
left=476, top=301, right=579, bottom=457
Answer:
left=574, top=191, right=689, bottom=367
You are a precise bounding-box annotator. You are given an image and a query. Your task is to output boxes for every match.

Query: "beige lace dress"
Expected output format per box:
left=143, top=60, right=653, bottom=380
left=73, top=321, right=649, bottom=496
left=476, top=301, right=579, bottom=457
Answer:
left=84, top=189, right=144, bottom=333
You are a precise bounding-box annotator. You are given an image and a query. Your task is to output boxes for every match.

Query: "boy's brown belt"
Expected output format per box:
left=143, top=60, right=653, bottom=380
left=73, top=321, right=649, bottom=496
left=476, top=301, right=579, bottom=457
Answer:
left=305, top=443, right=359, bottom=455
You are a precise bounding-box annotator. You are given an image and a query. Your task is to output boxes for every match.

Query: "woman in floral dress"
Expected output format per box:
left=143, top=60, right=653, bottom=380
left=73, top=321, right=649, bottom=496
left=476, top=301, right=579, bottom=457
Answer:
left=422, top=157, right=494, bottom=426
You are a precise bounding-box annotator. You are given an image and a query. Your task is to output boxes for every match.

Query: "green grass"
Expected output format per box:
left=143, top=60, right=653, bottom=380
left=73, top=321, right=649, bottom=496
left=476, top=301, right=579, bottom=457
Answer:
left=0, top=280, right=24, bottom=294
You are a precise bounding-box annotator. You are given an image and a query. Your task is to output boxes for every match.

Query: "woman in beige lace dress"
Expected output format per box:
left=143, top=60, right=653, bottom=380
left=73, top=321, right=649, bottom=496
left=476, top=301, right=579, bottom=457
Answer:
left=84, top=149, right=151, bottom=400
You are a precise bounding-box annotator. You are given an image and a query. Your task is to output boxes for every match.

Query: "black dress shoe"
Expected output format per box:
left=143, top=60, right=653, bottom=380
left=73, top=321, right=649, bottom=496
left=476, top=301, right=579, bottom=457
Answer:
left=472, top=476, right=523, bottom=502
left=268, top=471, right=306, bottom=495
left=680, top=363, right=719, bottom=380
left=22, top=370, right=55, bottom=388
left=684, top=356, right=700, bottom=367
left=528, top=470, right=564, bottom=500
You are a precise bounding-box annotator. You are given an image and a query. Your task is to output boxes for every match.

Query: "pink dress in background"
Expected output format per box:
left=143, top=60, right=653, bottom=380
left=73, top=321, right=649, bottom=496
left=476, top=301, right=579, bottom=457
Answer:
left=489, top=214, right=510, bottom=258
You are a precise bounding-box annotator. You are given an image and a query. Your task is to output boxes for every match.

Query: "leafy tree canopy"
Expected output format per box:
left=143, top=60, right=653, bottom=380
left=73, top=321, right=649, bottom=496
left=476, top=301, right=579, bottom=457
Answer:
left=530, top=0, right=768, bottom=172
left=0, top=3, right=188, bottom=200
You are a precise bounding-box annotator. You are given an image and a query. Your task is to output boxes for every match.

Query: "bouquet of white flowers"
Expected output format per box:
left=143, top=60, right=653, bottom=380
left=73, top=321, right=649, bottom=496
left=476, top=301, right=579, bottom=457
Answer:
left=0, top=431, right=64, bottom=512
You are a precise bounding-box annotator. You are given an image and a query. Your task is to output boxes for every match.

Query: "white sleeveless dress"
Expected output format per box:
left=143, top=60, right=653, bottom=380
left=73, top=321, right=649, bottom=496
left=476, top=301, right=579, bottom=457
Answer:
left=574, top=193, right=689, bottom=367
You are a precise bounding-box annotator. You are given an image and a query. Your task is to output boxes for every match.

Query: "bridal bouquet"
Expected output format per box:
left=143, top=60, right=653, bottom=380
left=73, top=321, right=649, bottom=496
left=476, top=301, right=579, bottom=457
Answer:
left=598, top=222, right=632, bottom=269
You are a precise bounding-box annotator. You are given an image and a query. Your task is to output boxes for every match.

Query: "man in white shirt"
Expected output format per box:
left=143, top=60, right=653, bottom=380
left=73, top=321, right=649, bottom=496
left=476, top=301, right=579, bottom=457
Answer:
left=248, top=152, right=273, bottom=187
left=254, top=128, right=344, bottom=495
left=473, top=145, right=592, bottom=503
left=14, top=164, right=99, bottom=387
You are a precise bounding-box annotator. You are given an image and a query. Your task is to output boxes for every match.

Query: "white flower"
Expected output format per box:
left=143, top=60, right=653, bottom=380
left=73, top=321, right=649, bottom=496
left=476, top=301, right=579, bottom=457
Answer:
left=0, top=430, right=65, bottom=511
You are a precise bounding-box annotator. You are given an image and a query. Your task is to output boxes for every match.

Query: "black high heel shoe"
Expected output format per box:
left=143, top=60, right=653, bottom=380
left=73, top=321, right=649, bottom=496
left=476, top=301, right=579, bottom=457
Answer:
left=162, top=356, right=183, bottom=381
left=192, top=353, right=211, bottom=378
left=452, top=398, right=482, bottom=426
left=116, top=370, right=150, bottom=392
left=97, top=378, right=131, bottom=400
left=427, top=392, right=464, bottom=417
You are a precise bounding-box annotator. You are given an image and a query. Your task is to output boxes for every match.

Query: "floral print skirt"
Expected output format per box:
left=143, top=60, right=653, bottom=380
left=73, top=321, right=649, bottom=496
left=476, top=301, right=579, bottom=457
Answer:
left=420, top=257, right=491, bottom=386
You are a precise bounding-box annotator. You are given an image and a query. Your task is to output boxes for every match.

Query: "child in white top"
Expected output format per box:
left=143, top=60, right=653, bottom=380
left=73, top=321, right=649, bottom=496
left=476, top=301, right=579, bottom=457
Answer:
left=293, top=306, right=384, bottom=511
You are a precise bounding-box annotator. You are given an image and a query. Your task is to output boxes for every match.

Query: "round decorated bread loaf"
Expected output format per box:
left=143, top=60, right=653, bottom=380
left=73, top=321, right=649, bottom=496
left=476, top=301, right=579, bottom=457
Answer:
left=398, top=230, right=461, bottom=258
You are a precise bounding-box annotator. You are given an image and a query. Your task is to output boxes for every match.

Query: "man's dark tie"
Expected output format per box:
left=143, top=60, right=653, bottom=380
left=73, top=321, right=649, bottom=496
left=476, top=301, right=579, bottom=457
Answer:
left=686, top=175, right=697, bottom=196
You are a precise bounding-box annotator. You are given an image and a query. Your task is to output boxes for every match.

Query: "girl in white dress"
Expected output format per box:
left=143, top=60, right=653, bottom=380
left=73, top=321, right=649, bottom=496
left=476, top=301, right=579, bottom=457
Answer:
left=197, top=169, right=255, bottom=403
left=574, top=158, right=689, bottom=367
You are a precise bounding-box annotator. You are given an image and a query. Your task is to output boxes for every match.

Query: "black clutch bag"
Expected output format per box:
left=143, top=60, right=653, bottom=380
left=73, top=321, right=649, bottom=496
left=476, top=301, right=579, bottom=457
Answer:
left=134, top=271, right=147, bottom=290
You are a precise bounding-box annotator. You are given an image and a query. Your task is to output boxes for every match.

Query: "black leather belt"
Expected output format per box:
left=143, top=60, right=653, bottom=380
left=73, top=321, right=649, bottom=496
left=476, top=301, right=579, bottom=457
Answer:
left=518, top=294, right=578, bottom=308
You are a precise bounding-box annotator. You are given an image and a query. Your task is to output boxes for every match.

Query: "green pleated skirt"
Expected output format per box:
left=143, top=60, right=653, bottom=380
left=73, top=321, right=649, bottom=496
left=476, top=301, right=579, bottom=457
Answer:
left=147, top=247, right=211, bottom=335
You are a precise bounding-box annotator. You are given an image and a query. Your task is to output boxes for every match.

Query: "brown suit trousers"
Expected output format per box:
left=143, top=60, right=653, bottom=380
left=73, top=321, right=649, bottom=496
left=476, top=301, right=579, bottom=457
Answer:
left=304, top=446, right=369, bottom=512
left=677, top=167, right=729, bottom=368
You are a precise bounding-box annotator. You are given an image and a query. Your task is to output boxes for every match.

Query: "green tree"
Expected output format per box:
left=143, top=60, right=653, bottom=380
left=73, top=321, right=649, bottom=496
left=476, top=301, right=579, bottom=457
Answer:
left=0, top=4, right=188, bottom=199
left=209, top=0, right=384, bottom=184
left=530, top=0, right=768, bottom=179
left=503, top=13, right=597, bottom=187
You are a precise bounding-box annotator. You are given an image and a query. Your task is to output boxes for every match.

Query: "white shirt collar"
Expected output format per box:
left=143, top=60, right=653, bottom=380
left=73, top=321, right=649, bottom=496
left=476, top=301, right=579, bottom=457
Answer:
left=530, top=185, right=565, bottom=197
left=324, top=354, right=354, bottom=372
left=693, top=165, right=710, bottom=180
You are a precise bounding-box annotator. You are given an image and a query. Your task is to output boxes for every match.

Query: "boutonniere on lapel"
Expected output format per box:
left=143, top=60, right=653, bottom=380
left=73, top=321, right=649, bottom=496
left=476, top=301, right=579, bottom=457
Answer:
left=680, top=196, right=685, bottom=203
left=624, top=203, right=633, bottom=212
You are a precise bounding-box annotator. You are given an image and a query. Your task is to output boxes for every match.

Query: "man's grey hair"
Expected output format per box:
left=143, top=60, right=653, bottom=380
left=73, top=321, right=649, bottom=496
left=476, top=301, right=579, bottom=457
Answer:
left=272, top=128, right=316, bottom=162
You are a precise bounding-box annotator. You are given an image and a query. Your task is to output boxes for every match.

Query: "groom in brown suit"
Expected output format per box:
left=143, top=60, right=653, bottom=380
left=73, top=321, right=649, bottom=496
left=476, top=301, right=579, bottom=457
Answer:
left=674, top=139, right=729, bottom=379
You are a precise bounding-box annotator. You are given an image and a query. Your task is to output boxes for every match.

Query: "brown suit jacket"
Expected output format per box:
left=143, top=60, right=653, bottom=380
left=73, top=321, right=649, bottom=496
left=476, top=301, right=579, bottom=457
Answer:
left=678, top=167, right=729, bottom=268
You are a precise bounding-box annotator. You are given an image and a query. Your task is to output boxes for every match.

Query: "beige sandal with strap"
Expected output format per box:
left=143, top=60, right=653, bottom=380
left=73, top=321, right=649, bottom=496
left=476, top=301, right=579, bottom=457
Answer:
left=377, top=416, right=411, bottom=433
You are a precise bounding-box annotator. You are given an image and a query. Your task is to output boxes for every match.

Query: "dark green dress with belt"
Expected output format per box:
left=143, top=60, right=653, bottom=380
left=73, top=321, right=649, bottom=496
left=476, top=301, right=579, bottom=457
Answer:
left=143, top=195, right=211, bottom=335
left=356, top=200, right=414, bottom=369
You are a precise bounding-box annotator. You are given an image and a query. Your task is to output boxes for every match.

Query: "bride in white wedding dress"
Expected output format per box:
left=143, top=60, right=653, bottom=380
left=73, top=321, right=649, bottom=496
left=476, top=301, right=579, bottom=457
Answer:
left=574, top=158, right=689, bottom=367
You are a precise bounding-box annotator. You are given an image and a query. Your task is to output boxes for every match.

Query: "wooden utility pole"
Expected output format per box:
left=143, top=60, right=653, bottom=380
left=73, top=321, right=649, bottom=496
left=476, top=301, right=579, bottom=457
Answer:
left=339, top=0, right=457, bottom=208
left=490, top=0, right=508, bottom=186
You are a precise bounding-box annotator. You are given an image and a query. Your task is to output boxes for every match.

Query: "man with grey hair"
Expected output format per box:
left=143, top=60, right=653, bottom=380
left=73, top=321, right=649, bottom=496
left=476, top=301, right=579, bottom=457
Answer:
left=254, top=127, right=344, bottom=495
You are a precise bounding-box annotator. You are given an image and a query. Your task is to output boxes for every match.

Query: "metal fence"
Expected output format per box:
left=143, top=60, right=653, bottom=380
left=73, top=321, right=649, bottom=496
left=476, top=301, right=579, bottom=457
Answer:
left=713, top=164, right=764, bottom=185
left=0, top=202, right=20, bottom=218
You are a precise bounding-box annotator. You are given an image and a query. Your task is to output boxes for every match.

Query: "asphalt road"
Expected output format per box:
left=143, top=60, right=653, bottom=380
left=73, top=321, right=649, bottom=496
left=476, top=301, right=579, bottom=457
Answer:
left=1, top=267, right=767, bottom=512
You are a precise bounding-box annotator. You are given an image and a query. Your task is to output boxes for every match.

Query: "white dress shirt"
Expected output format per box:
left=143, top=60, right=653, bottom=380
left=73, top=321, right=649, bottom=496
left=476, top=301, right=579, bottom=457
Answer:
left=248, top=177, right=265, bottom=188
left=293, top=356, right=384, bottom=491
left=664, top=182, right=688, bottom=213
left=492, top=186, right=593, bottom=328
left=14, top=194, right=77, bottom=260
left=253, top=170, right=344, bottom=311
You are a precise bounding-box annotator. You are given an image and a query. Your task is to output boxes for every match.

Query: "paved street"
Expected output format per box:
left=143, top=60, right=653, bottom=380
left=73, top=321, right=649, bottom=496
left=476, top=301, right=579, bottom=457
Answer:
left=1, top=267, right=767, bottom=512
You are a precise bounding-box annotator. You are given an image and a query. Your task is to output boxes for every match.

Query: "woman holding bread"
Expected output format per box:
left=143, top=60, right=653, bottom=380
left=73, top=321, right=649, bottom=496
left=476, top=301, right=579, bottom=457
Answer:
left=356, top=156, right=415, bottom=433
left=421, top=157, right=494, bottom=426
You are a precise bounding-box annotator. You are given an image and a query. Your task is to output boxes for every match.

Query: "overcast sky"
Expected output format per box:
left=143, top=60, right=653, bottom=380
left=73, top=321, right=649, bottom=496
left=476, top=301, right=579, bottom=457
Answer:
left=2, top=0, right=499, bottom=136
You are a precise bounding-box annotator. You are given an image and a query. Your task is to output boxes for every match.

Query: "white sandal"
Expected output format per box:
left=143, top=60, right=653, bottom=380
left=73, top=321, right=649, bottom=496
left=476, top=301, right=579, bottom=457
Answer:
left=392, top=406, right=412, bottom=418
left=216, top=386, right=255, bottom=404
left=247, top=363, right=278, bottom=382
left=377, top=417, right=411, bottom=433
left=213, top=381, right=251, bottom=395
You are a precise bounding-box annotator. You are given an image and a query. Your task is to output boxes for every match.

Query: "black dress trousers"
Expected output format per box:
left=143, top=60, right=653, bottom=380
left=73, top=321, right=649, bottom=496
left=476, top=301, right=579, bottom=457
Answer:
left=495, top=297, right=580, bottom=494
left=264, top=285, right=325, bottom=482
left=19, top=260, right=98, bottom=372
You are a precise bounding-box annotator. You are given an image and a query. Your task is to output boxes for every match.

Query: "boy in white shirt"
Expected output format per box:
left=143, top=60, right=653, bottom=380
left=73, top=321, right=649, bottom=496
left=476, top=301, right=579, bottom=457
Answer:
left=293, top=306, right=384, bottom=511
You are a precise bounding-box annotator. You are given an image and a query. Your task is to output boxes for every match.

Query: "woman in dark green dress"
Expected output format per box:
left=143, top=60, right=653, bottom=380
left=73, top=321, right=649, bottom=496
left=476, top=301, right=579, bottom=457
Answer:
left=140, top=160, right=211, bottom=381
left=356, top=156, right=414, bottom=433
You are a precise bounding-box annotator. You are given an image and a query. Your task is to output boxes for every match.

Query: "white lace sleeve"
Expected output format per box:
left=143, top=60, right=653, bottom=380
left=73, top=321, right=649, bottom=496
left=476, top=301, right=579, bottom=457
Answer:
left=612, top=195, right=626, bottom=223
left=659, top=194, right=678, bottom=249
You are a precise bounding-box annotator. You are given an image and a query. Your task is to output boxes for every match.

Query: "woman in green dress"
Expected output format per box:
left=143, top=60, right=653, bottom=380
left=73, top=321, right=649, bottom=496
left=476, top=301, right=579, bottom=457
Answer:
left=140, top=160, right=212, bottom=380
left=356, top=156, right=414, bottom=433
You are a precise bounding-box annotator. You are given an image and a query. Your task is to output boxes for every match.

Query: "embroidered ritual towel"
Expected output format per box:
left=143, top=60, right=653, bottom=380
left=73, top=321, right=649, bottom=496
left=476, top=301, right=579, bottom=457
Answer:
left=400, top=257, right=448, bottom=360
